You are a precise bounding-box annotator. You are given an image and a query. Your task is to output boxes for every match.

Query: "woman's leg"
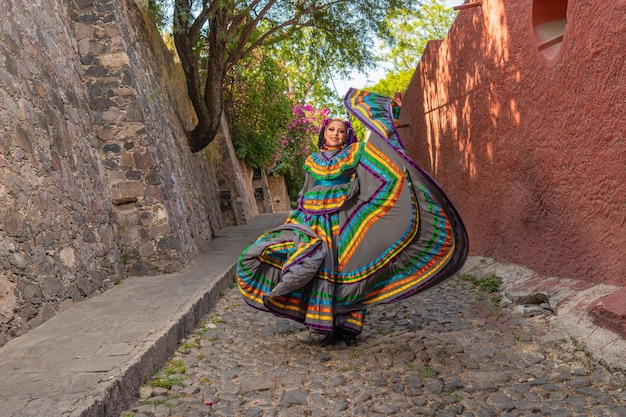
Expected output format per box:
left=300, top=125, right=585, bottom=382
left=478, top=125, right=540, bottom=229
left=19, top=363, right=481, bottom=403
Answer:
left=321, top=310, right=366, bottom=346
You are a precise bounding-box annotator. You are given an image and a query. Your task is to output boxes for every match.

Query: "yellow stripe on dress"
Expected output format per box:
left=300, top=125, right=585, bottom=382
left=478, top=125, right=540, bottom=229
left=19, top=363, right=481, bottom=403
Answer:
left=363, top=242, right=456, bottom=304
left=338, top=144, right=403, bottom=268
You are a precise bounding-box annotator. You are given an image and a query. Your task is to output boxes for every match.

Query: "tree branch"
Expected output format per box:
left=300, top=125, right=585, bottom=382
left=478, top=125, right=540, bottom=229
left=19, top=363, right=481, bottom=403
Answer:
left=189, top=2, right=218, bottom=41
left=226, top=1, right=325, bottom=69
left=226, top=19, right=313, bottom=70
left=229, top=0, right=264, bottom=33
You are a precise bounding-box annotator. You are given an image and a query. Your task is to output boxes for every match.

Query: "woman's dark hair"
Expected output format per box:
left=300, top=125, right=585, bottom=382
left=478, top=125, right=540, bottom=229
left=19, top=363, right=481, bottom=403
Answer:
left=317, top=118, right=358, bottom=149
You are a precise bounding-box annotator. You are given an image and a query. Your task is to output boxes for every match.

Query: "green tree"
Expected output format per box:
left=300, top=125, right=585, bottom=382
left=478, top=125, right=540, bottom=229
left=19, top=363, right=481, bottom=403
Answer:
left=167, top=0, right=413, bottom=152
left=382, top=0, right=457, bottom=73
left=223, top=53, right=293, bottom=169
left=343, top=0, right=455, bottom=137
left=363, top=0, right=457, bottom=96
left=222, top=47, right=330, bottom=201
left=262, top=28, right=347, bottom=117
left=367, top=70, right=414, bottom=100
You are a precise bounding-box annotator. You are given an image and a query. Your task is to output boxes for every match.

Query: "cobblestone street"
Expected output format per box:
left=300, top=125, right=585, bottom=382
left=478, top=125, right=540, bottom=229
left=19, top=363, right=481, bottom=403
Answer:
left=121, top=275, right=626, bottom=417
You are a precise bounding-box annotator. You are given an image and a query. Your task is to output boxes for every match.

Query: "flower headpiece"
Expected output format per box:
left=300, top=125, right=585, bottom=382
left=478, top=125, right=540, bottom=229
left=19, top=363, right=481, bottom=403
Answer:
left=317, top=118, right=358, bottom=149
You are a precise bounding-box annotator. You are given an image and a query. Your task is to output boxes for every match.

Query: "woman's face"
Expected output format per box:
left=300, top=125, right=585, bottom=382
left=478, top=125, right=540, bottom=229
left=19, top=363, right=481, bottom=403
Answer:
left=324, top=120, right=347, bottom=148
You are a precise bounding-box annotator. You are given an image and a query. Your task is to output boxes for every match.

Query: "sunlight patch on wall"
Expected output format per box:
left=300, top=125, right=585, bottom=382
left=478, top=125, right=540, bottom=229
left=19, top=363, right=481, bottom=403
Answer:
left=461, top=95, right=477, bottom=178
left=425, top=111, right=441, bottom=174
left=509, top=98, right=520, bottom=125
left=435, top=40, right=454, bottom=109
left=488, top=82, right=501, bottom=127
left=419, top=45, right=443, bottom=175
left=486, top=142, right=494, bottom=162
left=484, top=0, right=510, bottom=67
left=464, top=62, right=483, bottom=92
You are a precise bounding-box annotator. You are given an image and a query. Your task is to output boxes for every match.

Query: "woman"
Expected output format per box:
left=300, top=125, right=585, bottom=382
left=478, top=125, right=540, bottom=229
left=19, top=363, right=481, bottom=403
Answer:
left=237, top=88, right=469, bottom=346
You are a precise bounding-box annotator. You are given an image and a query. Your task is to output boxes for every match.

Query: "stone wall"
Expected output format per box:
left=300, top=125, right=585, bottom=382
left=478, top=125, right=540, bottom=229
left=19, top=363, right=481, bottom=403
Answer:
left=0, top=0, right=124, bottom=344
left=266, top=175, right=291, bottom=212
left=401, top=0, right=626, bottom=286
left=0, top=0, right=226, bottom=346
left=211, top=114, right=257, bottom=226
left=72, top=0, right=223, bottom=275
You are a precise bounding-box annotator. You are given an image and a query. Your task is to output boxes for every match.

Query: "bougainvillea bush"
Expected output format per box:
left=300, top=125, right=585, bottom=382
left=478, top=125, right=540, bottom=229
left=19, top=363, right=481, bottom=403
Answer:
left=268, top=104, right=330, bottom=202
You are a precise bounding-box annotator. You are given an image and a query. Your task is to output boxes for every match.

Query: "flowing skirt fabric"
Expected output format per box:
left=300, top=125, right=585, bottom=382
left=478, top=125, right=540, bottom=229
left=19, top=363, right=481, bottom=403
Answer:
left=237, top=89, right=469, bottom=334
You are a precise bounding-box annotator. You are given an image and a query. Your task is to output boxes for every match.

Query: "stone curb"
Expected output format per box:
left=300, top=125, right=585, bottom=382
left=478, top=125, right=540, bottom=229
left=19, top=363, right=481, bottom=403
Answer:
left=0, top=213, right=288, bottom=417
left=588, top=288, right=626, bottom=339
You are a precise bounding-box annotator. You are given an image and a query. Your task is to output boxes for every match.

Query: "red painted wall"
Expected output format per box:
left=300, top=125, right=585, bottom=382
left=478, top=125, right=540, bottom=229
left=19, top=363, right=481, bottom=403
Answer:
left=401, top=0, right=626, bottom=286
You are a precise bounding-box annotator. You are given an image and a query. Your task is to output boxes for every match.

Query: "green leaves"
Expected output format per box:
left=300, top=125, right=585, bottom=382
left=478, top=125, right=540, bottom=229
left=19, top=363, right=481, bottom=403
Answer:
left=224, top=55, right=293, bottom=169
left=269, top=104, right=329, bottom=200
left=145, top=0, right=456, bottom=155
left=380, top=0, right=457, bottom=73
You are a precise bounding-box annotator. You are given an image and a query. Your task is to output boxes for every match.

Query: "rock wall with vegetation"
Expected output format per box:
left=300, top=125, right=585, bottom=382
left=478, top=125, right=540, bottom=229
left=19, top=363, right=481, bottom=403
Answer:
left=0, top=0, right=235, bottom=346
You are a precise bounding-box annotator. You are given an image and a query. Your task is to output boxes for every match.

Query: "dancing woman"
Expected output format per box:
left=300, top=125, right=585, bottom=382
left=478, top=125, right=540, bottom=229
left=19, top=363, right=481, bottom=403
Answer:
left=237, top=88, right=469, bottom=346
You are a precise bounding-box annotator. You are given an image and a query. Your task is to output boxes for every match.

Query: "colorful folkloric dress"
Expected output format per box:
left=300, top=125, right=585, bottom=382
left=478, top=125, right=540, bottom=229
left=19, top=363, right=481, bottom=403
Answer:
left=237, top=88, right=469, bottom=335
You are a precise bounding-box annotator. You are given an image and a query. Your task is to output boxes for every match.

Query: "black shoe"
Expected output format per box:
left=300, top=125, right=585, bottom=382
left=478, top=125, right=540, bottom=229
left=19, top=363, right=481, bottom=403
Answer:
left=341, top=330, right=357, bottom=347
left=320, top=330, right=342, bottom=346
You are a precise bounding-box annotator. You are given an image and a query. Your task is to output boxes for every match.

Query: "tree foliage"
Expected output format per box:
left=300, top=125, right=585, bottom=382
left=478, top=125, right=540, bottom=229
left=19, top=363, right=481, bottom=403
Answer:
left=146, top=0, right=457, bottom=200
left=365, top=1, right=458, bottom=108
left=223, top=53, right=293, bottom=169
left=367, top=70, right=413, bottom=99
left=222, top=48, right=329, bottom=201
left=262, top=30, right=345, bottom=117
left=166, top=0, right=413, bottom=152
left=380, top=0, right=457, bottom=73
left=346, top=0, right=456, bottom=140
left=269, top=104, right=329, bottom=201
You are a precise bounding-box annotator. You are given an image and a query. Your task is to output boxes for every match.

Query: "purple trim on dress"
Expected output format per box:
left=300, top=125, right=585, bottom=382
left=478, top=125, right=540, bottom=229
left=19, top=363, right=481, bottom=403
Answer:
left=343, top=88, right=467, bottom=247
left=340, top=163, right=386, bottom=235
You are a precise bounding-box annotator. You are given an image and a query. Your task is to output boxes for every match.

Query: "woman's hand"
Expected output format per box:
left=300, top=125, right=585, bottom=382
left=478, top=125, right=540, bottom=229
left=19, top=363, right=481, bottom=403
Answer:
left=392, top=92, right=404, bottom=107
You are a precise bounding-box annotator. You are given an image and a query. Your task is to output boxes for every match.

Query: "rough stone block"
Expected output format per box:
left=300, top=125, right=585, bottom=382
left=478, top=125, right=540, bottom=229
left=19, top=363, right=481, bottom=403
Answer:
left=588, top=288, right=626, bottom=339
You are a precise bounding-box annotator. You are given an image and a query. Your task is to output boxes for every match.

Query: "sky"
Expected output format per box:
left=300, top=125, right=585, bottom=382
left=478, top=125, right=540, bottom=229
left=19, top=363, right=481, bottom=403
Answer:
left=331, top=0, right=465, bottom=96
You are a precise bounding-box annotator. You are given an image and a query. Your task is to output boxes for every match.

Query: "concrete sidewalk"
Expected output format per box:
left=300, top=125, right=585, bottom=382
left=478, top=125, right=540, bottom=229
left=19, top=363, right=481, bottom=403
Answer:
left=459, top=256, right=626, bottom=373
left=1, top=211, right=624, bottom=417
left=0, top=212, right=288, bottom=417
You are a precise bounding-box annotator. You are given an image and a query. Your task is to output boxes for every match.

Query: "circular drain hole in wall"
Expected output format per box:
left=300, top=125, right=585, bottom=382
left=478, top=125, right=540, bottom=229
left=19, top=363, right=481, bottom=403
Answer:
left=532, top=0, right=568, bottom=61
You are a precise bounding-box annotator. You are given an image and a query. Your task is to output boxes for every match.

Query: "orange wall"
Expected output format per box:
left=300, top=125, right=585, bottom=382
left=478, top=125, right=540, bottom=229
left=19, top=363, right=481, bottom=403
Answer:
left=401, top=0, right=626, bottom=285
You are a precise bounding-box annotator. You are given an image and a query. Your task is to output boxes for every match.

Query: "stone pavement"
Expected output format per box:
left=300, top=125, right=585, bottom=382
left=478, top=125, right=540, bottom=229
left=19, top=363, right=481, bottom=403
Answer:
left=118, top=268, right=626, bottom=417
left=1, top=212, right=626, bottom=417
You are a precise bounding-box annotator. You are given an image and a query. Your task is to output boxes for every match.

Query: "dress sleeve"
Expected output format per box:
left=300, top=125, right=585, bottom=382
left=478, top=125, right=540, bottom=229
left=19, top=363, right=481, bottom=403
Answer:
left=343, top=88, right=406, bottom=152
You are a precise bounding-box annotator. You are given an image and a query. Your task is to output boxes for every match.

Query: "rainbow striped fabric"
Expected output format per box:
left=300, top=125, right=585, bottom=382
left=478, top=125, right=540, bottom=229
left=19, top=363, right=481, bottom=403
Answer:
left=237, top=88, right=468, bottom=335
